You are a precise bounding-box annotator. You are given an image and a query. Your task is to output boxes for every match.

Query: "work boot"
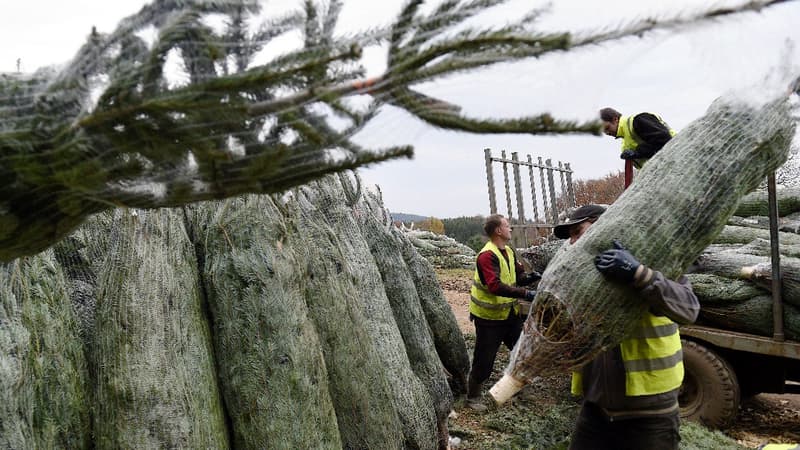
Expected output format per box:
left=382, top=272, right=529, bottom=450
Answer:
left=466, top=377, right=487, bottom=411
left=466, top=396, right=487, bottom=411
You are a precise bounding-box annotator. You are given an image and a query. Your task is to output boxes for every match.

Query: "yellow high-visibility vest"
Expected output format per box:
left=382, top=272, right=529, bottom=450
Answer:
left=469, top=241, right=519, bottom=320
left=572, top=312, right=684, bottom=397
left=618, top=113, right=676, bottom=169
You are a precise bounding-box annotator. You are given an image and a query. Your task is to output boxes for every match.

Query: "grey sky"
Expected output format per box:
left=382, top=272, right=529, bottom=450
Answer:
left=2, top=1, right=799, bottom=218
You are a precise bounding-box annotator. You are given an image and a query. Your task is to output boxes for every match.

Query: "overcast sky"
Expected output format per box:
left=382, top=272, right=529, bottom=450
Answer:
left=2, top=0, right=799, bottom=218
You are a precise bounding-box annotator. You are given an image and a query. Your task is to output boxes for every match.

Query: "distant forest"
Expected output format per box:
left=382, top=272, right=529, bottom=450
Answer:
left=441, top=216, right=486, bottom=251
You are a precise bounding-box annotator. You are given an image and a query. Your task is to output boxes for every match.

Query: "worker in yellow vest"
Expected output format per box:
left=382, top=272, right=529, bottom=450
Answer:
left=758, top=444, right=800, bottom=450
left=553, top=205, right=700, bottom=450
left=599, top=107, right=676, bottom=169
left=467, top=214, right=540, bottom=411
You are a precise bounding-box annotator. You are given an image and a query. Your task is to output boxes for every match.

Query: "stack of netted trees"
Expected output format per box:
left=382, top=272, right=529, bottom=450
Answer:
left=402, top=229, right=476, bottom=270
left=0, top=173, right=469, bottom=449
left=690, top=188, right=800, bottom=340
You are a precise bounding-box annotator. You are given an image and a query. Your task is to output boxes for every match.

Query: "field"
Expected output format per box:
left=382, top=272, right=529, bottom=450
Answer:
left=436, top=269, right=800, bottom=450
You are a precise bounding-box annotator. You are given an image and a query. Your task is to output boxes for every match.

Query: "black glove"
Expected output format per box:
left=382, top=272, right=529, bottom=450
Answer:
left=524, top=289, right=536, bottom=300
left=620, top=149, right=638, bottom=160
left=594, top=239, right=640, bottom=283
left=524, top=271, right=542, bottom=284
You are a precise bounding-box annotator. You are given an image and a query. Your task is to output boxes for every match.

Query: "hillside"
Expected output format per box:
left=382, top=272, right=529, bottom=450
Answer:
left=390, top=212, right=430, bottom=223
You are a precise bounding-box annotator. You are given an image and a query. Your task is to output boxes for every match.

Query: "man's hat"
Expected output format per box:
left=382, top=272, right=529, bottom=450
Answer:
left=553, top=204, right=606, bottom=239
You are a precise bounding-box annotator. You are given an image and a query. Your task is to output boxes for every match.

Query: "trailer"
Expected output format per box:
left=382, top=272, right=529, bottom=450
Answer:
left=678, top=174, right=800, bottom=428
left=678, top=325, right=800, bottom=428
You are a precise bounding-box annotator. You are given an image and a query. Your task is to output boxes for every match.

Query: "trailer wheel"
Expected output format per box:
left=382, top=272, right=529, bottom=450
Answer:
left=679, top=340, right=740, bottom=429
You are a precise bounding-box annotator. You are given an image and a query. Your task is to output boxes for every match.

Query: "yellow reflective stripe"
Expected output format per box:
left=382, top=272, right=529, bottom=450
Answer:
left=571, top=371, right=583, bottom=396
left=627, top=116, right=640, bottom=143
left=620, top=313, right=684, bottom=395
left=624, top=349, right=683, bottom=372
left=628, top=322, right=678, bottom=339
left=625, top=362, right=684, bottom=396
left=621, top=331, right=682, bottom=361
left=470, top=295, right=517, bottom=310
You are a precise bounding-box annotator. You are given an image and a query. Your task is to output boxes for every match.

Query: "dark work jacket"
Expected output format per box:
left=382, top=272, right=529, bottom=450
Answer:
left=578, top=272, right=699, bottom=420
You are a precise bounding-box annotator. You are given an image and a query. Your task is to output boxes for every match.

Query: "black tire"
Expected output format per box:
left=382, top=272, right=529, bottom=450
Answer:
left=679, top=339, right=740, bottom=429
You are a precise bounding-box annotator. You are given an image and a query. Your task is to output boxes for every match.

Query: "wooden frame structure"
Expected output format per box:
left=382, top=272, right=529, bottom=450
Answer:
left=484, top=148, right=576, bottom=245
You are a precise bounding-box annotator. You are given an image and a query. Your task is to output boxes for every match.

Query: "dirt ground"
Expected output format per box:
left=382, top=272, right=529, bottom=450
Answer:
left=437, top=270, right=800, bottom=448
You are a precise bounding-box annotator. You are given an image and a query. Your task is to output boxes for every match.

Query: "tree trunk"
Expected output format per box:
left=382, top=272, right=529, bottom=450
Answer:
left=494, top=95, right=795, bottom=399
left=693, top=251, right=768, bottom=279
left=741, top=259, right=800, bottom=308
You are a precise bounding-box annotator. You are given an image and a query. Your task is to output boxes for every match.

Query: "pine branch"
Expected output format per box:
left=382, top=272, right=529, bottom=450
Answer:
left=0, top=0, right=797, bottom=261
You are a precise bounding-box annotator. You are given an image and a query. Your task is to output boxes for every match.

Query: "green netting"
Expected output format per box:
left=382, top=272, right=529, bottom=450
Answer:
left=309, top=175, right=440, bottom=449
left=0, top=273, right=30, bottom=448
left=399, top=225, right=471, bottom=395
left=686, top=273, right=769, bottom=304
left=507, top=94, right=797, bottom=383
left=292, top=181, right=406, bottom=448
left=735, top=237, right=800, bottom=259
left=189, top=196, right=341, bottom=449
left=81, top=209, right=228, bottom=448
left=716, top=225, right=800, bottom=245
left=358, top=187, right=454, bottom=447
left=3, top=171, right=463, bottom=447
left=701, top=295, right=800, bottom=340
left=0, top=251, right=90, bottom=449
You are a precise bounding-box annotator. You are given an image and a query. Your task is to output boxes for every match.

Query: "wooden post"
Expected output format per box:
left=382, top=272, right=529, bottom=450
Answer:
left=512, top=152, right=526, bottom=222
left=484, top=148, right=497, bottom=214
left=538, top=157, right=549, bottom=224
left=527, top=155, right=541, bottom=222
left=564, top=163, right=576, bottom=207
left=501, top=150, right=514, bottom=219
left=558, top=161, right=567, bottom=208
left=511, top=152, right=528, bottom=247
left=546, top=159, right=559, bottom=225
left=767, top=172, right=785, bottom=342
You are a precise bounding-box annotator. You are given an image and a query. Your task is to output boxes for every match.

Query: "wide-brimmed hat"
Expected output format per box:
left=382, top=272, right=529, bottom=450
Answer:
left=553, top=204, right=606, bottom=239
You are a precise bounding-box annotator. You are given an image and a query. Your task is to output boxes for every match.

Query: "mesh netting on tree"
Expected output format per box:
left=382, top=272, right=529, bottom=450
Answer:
left=1, top=170, right=468, bottom=448
left=490, top=91, right=798, bottom=402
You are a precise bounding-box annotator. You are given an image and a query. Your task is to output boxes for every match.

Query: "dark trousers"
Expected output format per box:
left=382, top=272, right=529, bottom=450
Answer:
left=468, top=313, right=524, bottom=387
left=569, top=402, right=680, bottom=450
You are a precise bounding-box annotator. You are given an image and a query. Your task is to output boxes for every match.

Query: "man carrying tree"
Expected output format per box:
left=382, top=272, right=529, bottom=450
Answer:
left=600, top=107, right=676, bottom=169
left=466, top=214, right=540, bottom=411
left=553, top=204, right=700, bottom=450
